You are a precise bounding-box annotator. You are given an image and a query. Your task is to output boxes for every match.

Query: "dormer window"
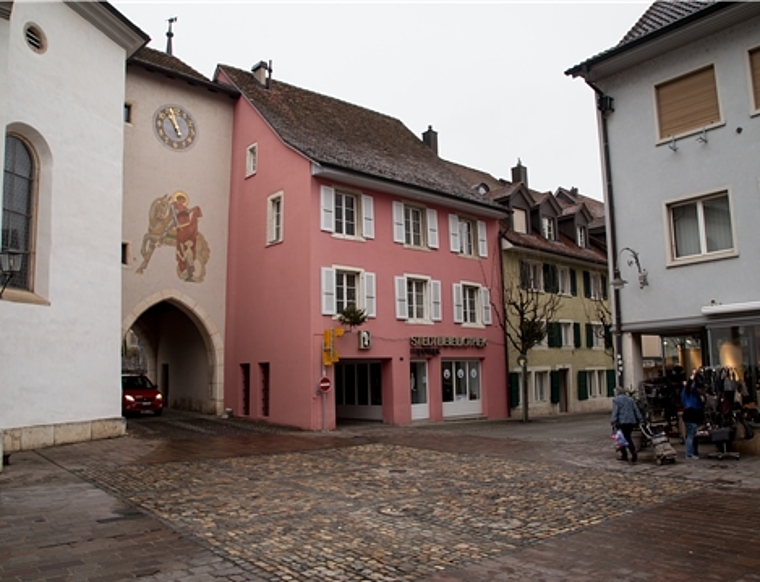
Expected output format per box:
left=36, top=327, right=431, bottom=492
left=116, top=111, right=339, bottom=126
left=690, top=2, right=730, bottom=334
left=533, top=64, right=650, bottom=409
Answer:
left=477, top=183, right=489, bottom=196
left=577, top=226, right=587, bottom=248
left=512, top=208, right=527, bottom=234
left=542, top=216, right=556, bottom=240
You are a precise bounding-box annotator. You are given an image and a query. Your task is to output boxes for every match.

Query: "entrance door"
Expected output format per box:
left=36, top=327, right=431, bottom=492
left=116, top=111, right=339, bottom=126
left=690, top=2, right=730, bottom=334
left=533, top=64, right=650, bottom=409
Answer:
left=335, top=361, right=383, bottom=421
left=559, top=369, right=569, bottom=413
left=441, top=360, right=482, bottom=418
left=410, top=361, right=429, bottom=421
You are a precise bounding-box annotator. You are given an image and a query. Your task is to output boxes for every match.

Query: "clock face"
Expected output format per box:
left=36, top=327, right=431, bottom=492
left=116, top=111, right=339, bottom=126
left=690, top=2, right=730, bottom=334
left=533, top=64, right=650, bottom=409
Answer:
left=154, top=105, right=197, bottom=150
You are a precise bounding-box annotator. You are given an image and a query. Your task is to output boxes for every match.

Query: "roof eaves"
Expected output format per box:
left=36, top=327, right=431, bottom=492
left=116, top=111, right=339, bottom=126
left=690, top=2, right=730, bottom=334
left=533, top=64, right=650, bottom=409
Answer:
left=130, top=57, right=239, bottom=96
left=565, top=1, right=732, bottom=79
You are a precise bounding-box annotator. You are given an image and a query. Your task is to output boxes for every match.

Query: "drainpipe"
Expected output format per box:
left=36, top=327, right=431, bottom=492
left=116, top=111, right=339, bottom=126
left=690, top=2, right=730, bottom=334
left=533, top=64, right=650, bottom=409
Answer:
left=498, top=226, right=512, bottom=417
left=585, top=79, right=624, bottom=391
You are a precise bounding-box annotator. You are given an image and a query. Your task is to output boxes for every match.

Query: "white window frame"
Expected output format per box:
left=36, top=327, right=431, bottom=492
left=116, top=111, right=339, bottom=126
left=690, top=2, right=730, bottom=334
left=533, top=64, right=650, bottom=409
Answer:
left=452, top=281, right=491, bottom=327
left=523, top=260, right=543, bottom=292
left=589, top=272, right=604, bottom=300
left=320, top=185, right=374, bottom=240
left=557, top=266, right=571, bottom=296
left=664, top=190, right=736, bottom=265
left=512, top=207, right=527, bottom=234
left=590, top=322, right=605, bottom=350
left=449, top=214, right=487, bottom=257
left=585, top=368, right=606, bottom=398
left=559, top=321, right=574, bottom=348
left=530, top=369, right=550, bottom=403
left=392, top=201, right=438, bottom=249
left=395, top=274, right=442, bottom=323
left=576, top=226, right=586, bottom=248
left=266, top=191, right=284, bottom=245
left=321, top=266, right=376, bottom=318
left=541, top=216, right=555, bottom=240
left=245, top=143, right=258, bottom=177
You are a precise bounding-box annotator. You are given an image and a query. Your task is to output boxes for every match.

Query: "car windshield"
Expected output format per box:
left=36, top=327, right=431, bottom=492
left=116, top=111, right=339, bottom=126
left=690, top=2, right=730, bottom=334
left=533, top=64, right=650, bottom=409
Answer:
left=122, top=375, right=156, bottom=390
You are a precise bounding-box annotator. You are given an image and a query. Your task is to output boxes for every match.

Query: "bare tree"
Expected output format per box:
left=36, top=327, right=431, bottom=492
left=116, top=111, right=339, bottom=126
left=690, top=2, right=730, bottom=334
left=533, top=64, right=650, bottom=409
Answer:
left=492, top=275, right=562, bottom=422
left=581, top=289, right=614, bottom=357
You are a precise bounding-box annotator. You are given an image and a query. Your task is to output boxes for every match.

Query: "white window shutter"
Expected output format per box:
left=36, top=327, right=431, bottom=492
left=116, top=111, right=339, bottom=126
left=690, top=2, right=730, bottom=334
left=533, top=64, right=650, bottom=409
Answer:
left=320, top=186, right=334, bottom=232
left=427, top=208, right=439, bottom=249
left=431, top=280, right=442, bottom=321
left=477, top=220, right=488, bottom=257
left=362, top=195, right=375, bottom=239
left=364, top=272, right=376, bottom=318
left=452, top=283, right=463, bottom=323
left=481, top=287, right=492, bottom=325
left=395, top=276, right=408, bottom=320
left=321, top=267, right=336, bottom=315
left=449, top=214, right=460, bottom=253
left=392, top=201, right=405, bottom=243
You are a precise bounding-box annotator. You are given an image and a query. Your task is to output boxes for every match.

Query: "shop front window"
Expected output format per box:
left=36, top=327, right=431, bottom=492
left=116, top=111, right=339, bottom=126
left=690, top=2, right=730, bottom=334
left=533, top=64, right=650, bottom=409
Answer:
left=441, top=360, right=480, bottom=402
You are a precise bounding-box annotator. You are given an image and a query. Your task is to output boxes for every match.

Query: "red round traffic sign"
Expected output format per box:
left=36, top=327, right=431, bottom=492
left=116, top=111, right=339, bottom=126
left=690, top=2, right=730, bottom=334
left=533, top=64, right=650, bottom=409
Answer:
left=319, top=376, right=331, bottom=392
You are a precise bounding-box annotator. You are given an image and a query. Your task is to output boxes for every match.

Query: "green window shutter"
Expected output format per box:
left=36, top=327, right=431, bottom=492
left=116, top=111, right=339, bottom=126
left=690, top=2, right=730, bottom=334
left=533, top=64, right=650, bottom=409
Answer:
left=509, top=372, right=520, bottom=408
left=602, top=274, right=608, bottom=300
left=583, top=270, right=591, bottom=298
left=519, top=261, right=528, bottom=289
left=578, top=370, right=589, bottom=401
left=573, top=322, right=581, bottom=348
left=606, top=369, right=616, bottom=397
left=604, top=325, right=612, bottom=350
left=543, top=264, right=552, bottom=293
left=550, top=370, right=561, bottom=404
left=570, top=269, right=578, bottom=296
left=585, top=323, right=593, bottom=348
left=548, top=322, right=561, bottom=348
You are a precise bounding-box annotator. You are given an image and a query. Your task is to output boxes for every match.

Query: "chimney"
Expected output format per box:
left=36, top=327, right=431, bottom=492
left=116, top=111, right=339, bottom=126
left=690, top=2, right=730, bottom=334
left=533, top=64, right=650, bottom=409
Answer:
left=511, top=159, right=528, bottom=186
left=165, top=17, right=177, bottom=56
left=251, top=60, right=272, bottom=88
left=422, top=125, right=438, bottom=156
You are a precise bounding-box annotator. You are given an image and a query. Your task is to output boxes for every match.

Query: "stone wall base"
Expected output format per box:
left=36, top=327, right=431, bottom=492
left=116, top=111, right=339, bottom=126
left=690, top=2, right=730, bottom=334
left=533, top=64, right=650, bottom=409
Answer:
left=1, top=417, right=126, bottom=470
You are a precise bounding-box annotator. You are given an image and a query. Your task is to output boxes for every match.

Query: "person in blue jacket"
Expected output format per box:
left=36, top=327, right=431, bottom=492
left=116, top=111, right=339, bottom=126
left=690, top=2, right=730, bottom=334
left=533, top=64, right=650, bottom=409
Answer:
left=681, top=370, right=704, bottom=459
left=611, top=387, right=644, bottom=462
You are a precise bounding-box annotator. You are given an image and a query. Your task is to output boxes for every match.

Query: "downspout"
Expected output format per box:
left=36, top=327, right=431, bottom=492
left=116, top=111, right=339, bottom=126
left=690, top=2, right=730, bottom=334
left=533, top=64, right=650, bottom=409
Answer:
left=498, top=226, right=512, bottom=416
left=584, top=78, right=624, bottom=391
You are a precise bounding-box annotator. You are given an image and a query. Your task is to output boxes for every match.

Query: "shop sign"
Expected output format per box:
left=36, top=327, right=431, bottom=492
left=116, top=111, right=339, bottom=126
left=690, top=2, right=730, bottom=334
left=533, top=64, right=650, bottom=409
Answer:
left=409, top=336, right=487, bottom=355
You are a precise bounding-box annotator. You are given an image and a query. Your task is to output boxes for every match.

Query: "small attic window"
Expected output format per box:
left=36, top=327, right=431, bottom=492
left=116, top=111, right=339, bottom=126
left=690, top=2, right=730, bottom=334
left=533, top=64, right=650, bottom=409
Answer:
left=513, top=208, right=527, bottom=234
left=24, top=24, right=47, bottom=53
left=477, top=183, right=489, bottom=196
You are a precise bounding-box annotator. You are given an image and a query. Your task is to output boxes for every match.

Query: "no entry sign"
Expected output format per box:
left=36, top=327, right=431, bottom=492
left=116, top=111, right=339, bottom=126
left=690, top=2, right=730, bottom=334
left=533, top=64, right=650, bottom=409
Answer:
left=319, top=376, right=331, bottom=392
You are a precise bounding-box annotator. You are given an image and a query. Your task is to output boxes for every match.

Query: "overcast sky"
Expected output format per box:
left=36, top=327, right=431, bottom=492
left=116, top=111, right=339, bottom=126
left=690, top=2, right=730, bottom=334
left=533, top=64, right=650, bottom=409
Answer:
left=113, top=2, right=649, bottom=200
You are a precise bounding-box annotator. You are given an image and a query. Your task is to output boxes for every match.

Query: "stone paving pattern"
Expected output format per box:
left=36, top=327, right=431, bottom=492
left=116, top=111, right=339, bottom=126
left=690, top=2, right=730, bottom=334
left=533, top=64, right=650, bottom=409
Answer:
left=3, top=411, right=760, bottom=581
left=75, top=443, right=704, bottom=581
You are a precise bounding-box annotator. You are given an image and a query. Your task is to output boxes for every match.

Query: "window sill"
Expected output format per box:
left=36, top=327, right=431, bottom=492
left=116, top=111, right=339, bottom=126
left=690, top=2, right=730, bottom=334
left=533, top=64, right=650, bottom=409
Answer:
left=460, top=322, right=485, bottom=329
left=655, top=120, right=725, bottom=146
left=406, top=319, right=435, bottom=326
left=402, top=244, right=433, bottom=252
left=266, top=239, right=284, bottom=248
left=332, top=233, right=366, bottom=243
left=666, top=248, right=738, bottom=268
left=1, top=288, right=50, bottom=306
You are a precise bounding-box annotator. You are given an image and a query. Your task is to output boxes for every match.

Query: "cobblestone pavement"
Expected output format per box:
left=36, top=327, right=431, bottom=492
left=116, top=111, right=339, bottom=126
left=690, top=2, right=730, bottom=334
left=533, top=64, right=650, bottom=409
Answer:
left=2, top=411, right=760, bottom=581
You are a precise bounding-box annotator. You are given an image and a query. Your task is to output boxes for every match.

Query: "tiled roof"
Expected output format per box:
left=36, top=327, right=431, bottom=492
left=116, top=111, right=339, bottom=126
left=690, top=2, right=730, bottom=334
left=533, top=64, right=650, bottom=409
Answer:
left=129, top=46, right=211, bottom=82
left=505, top=229, right=607, bottom=266
left=566, top=1, right=725, bottom=77
left=618, top=1, right=715, bottom=46
left=219, top=64, right=500, bottom=207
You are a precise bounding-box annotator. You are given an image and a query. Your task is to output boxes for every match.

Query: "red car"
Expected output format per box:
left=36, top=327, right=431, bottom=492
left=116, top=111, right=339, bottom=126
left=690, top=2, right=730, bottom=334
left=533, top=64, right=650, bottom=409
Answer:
left=122, top=374, right=163, bottom=416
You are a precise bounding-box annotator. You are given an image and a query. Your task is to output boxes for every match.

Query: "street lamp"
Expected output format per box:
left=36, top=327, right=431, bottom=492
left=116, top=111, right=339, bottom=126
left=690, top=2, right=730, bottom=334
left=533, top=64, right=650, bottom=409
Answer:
left=611, top=247, right=648, bottom=290
left=610, top=246, right=646, bottom=392
left=0, top=251, right=23, bottom=298
left=517, top=353, right=529, bottom=423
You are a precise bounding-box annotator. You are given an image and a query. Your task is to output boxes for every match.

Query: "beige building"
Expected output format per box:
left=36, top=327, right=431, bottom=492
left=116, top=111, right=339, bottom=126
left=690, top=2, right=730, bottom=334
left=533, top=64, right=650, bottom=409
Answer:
left=122, top=47, right=237, bottom=414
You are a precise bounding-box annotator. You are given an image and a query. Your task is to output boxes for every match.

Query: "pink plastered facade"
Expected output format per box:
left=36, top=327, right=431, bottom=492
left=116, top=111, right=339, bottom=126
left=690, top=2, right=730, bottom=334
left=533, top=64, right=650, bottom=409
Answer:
left=221, top=73, right=507, bottom=431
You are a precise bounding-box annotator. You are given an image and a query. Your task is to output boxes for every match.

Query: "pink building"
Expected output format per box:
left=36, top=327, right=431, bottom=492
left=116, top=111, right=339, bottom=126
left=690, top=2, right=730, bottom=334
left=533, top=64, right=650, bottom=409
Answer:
left=216, top=62, right=508, bottom=430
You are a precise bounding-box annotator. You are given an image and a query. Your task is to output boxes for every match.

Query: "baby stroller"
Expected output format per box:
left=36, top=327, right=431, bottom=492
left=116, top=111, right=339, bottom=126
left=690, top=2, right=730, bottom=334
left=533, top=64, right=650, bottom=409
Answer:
left=640, top=423, right=677, bottom=465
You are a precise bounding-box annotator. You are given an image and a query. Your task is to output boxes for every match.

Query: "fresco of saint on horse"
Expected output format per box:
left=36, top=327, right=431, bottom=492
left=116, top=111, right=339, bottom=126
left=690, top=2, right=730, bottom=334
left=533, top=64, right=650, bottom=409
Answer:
left=136, top=190, right=210, bottom=283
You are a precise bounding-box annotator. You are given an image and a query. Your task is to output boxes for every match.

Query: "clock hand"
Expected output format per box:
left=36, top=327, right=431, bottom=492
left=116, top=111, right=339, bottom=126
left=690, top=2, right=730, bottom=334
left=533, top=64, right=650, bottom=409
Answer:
left=167, top=108, right=182, bottom=138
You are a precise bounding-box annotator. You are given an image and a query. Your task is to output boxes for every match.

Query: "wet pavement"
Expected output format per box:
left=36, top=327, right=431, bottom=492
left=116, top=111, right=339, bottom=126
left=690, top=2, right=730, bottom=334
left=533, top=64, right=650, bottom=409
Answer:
left=2, top=410, right=760, bottom=581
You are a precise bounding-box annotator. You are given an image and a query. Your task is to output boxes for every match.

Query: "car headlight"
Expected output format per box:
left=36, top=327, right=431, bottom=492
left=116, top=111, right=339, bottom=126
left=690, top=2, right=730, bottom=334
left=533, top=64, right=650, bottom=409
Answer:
left=156, top=393, right=163, bottom=400
left=124, top=395, right=135, bottom=402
